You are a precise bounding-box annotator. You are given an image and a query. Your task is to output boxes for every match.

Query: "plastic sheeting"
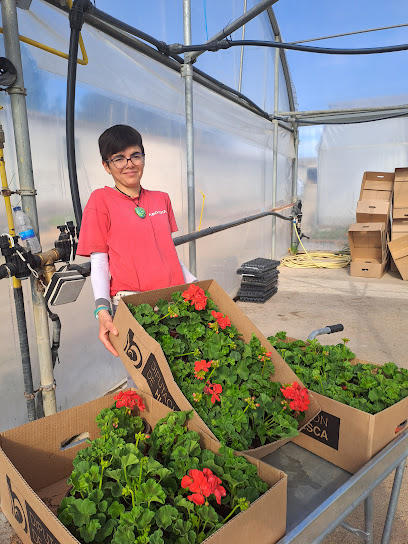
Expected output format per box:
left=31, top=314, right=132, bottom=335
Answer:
left=0, top=1, right=294, bottom=430
left=298, top=97, right=408, bottom=251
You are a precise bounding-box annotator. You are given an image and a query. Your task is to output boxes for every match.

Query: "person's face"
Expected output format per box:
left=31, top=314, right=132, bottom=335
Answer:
left=103, top=145, right=145, bottom=192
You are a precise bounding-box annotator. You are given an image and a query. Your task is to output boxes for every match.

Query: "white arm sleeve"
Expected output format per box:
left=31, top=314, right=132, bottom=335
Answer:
left=91, top=252, right=111, bottom=307
left=179, top=259, right=198, bottom=283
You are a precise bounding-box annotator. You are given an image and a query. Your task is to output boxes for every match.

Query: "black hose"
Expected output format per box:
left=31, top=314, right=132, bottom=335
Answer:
left=13, top=286, right=36, bottom=420
left=170, top=39, right=408, bottom=56
left=46, top=305, right=62, bottom=369
left=66, top=0, right=91, bottom=231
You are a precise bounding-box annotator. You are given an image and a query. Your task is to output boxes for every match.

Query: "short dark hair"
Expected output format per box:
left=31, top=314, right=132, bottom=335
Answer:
left=98, top=124, right=145, bottom=161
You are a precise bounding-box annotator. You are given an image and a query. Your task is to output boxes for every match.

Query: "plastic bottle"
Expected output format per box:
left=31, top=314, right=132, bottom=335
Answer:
left=13, top=206, right=41, bottom=253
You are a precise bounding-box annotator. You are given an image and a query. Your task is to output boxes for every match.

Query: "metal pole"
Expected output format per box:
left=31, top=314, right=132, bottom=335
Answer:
left=1, top=0, right=57, bottom=416
left=182, top=0, right=196, bottom=276
left=238, top=0, right=248, bottom=93
left=271, top=34, right=279, bottom=259
left=0, top=126, right=36, bottom=422
left=291, top=124, right=299, bottom=247
left=190, top=0, right=279, bottom=62
left=381, top=460, right=406, bottom=544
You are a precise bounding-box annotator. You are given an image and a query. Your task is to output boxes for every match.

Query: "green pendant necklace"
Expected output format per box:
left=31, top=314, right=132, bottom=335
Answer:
left=115, top=186, right=146, bottom=219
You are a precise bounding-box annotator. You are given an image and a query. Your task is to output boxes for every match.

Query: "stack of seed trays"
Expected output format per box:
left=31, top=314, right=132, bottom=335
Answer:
left=236, top=257, right=280, bottom=303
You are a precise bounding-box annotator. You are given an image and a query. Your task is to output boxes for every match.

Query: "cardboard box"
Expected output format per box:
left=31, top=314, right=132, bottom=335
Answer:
left=0, top=393, right=287, bottom=544
left=111, top=279, right=320, bottom=459
left=292, top=383, right=408, bottom=473
left=356, top=199, right=390, bottom=224
left=359, top=171, right=394, bottom=202
left=392, top=208, right=408, bottom=220
left=278, top=338, right=408, bottom=473
left=348, top=223, right=388, bottom=278
left=394, top=168, right=408, bottom=208
left=388, top=234, right=408, bottom=280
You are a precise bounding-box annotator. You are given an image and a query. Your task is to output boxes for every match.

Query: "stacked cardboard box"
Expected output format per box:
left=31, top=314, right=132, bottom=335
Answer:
left=349, top=171, right=394, bottom=278
left=348, top=223, right=388, bottom=278
left=390, top=168, right=408, bottom=275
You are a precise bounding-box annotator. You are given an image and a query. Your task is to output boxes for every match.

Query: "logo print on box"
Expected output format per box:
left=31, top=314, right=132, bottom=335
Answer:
left=7, top=475, right=28, bottom=534
left=124, top=329, right=142, bottom=369
left=25, top=502, right=61, bottom=544
left=142, top=353, right=180, bottom=411
left=301, top=411, right=341, bottom=450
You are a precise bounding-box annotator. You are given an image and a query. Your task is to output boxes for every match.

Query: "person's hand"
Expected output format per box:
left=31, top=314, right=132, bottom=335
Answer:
left=97, top=310, right=119, bottom=357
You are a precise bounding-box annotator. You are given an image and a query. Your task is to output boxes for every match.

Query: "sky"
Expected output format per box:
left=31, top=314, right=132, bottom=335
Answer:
left=89, top=0, right=408, bottom=112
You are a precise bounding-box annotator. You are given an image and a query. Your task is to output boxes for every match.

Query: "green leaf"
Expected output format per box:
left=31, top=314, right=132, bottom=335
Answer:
left=111, top=525, right=135, bottom=544
left=135, top=479, right=166, bottom=506
left=79, top=519, right=101, bottom=543
left=69, top=498, right=97, bottom=527
left=155, top=504, right=179, bottom=529
left=149, top=529, right=165, bottom=544
left=108, top=501, right=125, bottom=519
left=196, top=505, right=219, bottom=526
left=95, top=518, right=117, bottom=542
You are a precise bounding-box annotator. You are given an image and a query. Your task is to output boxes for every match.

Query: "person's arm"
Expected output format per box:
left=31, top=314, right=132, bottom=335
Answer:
left=91, top=252, right=119, bottom=357
left=179, top=258, right=197, bottom=283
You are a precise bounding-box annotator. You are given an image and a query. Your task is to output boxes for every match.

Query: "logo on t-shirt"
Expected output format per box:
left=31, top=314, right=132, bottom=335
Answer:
left=149, top=210, right=167, bottom=217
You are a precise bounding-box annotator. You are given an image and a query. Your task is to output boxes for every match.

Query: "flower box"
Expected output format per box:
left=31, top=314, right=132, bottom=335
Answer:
left=110, top=279, right=320, bottom=459
left=272, top=336, right=408, bottom=473
left=0, top=393, right=287, bottom=544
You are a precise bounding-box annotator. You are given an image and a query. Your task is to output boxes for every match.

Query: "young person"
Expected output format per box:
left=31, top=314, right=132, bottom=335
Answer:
left=76, top=124, right=196, bottom=356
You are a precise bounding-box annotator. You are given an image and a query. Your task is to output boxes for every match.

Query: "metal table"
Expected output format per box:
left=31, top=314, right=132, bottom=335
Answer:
left=262, top=429, right=408, bottom=544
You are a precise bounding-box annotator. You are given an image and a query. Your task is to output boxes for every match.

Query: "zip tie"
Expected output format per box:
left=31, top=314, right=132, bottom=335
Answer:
left=23, top=392, right=36, bottom=400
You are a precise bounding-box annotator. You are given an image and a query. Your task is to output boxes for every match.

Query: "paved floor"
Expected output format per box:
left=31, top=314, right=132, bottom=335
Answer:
left=1, top=265, right=407, bottom=543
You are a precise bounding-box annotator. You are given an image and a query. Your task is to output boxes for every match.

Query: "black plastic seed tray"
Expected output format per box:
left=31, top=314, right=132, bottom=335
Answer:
left=241, top=268, right=280, bottom=285
left=238, top=286, right=278, bottom=303
left=236, top=257, right=280, bottom=276
left=239, top=280, right=279, bottom=294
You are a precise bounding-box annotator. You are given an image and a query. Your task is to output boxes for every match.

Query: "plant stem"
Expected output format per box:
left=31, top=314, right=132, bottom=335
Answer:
left=222, top=504, right=239, bottom=524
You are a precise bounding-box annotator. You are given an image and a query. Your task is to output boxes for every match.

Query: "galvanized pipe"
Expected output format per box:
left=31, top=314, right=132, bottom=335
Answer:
left=381, top=460, right=406, bottom=544
left=291, top=124, right=299, bottom=246
left=364, top=493, right=374, bottom=544
left=271, top=35, right=280, bottom=259
left=190, top=0, right=279, bottom=62
left=238, top=0, right=247, bottom=93
left=1, top=0, right=57, bottom=416
left=182, top=0, right=196, bottom=276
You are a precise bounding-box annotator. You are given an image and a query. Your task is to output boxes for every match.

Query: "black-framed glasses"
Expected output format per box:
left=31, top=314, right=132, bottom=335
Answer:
left=106, top=152, right=145, bottom=169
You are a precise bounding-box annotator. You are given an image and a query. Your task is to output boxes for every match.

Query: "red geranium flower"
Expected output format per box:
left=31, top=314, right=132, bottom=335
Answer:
left=203, top=382, right=222, bottom=403
left=280, top=382, right=310, bottom=413
left=113, top=390, right=145, bottom=412
left=181, top=468, right=226, bottom=505
left=194, top=360, right=212, bottom=380
left=210, top=310, right=231, bottom=330
left=182, top=285, right=208, bottom=311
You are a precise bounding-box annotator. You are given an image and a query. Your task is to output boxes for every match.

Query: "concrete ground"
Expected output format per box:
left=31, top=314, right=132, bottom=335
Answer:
left=1, top=265, right=407, bottom=543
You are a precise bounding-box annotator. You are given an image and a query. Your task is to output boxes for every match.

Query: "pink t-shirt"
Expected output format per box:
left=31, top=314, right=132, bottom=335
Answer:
left=76, top=186, right=185, bottom=296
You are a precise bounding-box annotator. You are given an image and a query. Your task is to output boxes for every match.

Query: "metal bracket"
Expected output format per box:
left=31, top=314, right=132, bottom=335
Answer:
left=6, top=86, right=27, bottom=96
left=340, top=521, right=371, bottom=540
left=18, top=188, right=37, bottom=196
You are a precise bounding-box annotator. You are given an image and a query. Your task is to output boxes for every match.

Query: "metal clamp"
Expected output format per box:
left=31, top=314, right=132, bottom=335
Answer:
left=17, top=188, right=37, bottom=196
left=6, top=86, right=27, bottom=96
left=38, top=382, right=56, bottom=392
